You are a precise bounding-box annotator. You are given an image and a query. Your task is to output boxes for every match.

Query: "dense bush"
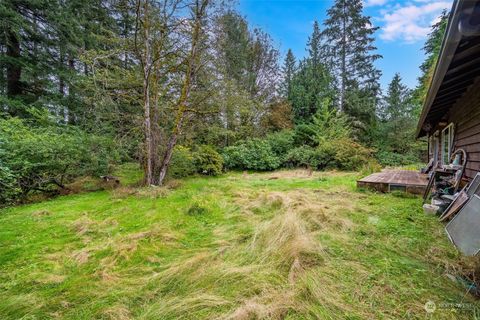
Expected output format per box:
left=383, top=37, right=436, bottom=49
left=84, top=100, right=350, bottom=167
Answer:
left=222, top=139, right=281, bottom=170
left=375, top=150, right=421, bottom=167
left=333, top=138, right=373, bottom=170
left=265, top=130, right=295, bottom=156
left=168, top=146, right=196, bottom=178
left=193, top=145, right=223, bottom=175
left=222, top=121, right=375, bottom=172
left=283, top=139, right=372, bottom=171
left=168, top=145, right=223, bottom=178
left=292, top=123, right=317, bottom=147
left=0, top=117, right=118, bottom=204
left=283, top=145, right=335, bottom=169
left=284, top=145, right=316, bottom=168
left=0, top=165, right=20, bottom=204
left=314, top=142, right=338, bottom=169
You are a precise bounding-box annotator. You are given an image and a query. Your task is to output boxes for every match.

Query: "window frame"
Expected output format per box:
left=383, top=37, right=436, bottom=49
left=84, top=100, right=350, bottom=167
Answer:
left=441, top=123, right=454, bottom=165
left=429, top=130, right=440, bottom=166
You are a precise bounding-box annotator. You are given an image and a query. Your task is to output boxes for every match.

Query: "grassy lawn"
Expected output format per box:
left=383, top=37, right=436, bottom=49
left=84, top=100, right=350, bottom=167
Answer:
left=1, top=166, right=479, bottom=319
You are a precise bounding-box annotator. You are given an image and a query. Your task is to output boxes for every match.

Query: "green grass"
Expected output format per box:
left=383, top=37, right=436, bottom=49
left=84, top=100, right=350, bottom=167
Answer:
left=0, top=166, right=479, bottom=319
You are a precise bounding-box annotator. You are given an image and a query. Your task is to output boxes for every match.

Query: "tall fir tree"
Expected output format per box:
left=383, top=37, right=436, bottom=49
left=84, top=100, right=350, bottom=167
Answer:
left=288, top=21, right=334, bottom=124
left=376, top=73, right=419, bottom=159
left=307, top=21, right=323, bottom=67
left=412, top=10, right=448, bottom=114
left=381, top=73, right=412, bottom=122
left=0, top=0, right=118, bottom=121
left=281, top=49, right=296, bottom=98
left=321, top=0, right=382, bottom=134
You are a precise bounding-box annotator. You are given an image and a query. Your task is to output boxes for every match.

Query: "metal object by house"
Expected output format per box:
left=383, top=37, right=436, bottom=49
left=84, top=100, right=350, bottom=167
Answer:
left=446, top=194, right=480, bottom=256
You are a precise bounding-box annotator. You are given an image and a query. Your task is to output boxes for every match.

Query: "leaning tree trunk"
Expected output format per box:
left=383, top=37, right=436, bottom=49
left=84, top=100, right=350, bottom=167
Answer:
left=158, top=107, right=185, bottom=186
left=157, top=0, right=208, bottom=186
left=157, top=78, right=191, bottom=185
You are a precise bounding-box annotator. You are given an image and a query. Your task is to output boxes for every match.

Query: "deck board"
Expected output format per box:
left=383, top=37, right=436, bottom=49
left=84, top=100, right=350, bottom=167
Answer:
left=357, top=170, right=428, bottom=194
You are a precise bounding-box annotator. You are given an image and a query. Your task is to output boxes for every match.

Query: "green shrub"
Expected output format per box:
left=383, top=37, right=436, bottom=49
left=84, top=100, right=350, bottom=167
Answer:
left=0, top=117, right=119, bottom=204
left=283, top=146, right=317, bottom=168
left=314, top=142, right=338, bottom=169
left=0, top=165, right=21, bottom=204
left=168, top=146, right=196, bottom=178
left=284, top=138, right=374, bottom=171
left=293, top=124, right=317, bottom=147
left=359, top=159, right=382, bottom=177
left=222, top=139, right=281, bottom=171
left=375, top=150, right=420, bottom=167
left=284, top=143, right=337, bottom=170
left=193, top=145, right=223, bottom=176
left=333, top=138, right=373, bottom=170
left=265, top=130, right=295, bottom=156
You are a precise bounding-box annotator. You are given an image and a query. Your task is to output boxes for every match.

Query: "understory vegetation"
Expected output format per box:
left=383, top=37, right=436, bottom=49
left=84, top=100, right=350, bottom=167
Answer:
left=1, top=167, right=478, bottom=319
left=0, top=0, right=447, bottom=205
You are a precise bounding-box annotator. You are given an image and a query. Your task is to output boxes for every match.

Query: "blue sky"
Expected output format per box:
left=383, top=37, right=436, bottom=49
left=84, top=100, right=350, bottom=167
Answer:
left=237, top=0, right=453, bottom=91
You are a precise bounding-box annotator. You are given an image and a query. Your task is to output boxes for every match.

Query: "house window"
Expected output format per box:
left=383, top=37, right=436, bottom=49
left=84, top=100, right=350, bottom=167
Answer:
left=441, top=123, right=454, bottom=164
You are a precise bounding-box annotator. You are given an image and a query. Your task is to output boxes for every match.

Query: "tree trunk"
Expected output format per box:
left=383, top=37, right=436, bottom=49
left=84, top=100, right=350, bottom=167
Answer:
left=157, top=128, right=180, bottom=186
left=68, top=57, right=76, bottom=124
left=6, top=30, right=21, bottom=98
left=59, top=47, right=66, bottom=121
left=340, top=0, right=346, bottom=113
left=157, top=88, right=190, bottom=185
left=150, top=68, right=162, bottom=185
left=142, top=0, right=153, bottom=186
left=157, top=0, right=208, bottom=186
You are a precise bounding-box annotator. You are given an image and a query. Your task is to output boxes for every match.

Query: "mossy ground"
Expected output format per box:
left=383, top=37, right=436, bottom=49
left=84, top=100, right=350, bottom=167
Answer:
left=0, top=165, right=478, bottom=319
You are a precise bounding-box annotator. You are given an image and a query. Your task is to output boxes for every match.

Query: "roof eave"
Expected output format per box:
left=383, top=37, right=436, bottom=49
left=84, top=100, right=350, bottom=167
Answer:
left=416, top=0, right=464, bottom=138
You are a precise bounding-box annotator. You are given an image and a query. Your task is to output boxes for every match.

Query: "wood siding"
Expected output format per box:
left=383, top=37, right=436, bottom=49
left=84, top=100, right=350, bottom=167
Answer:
left=449, top=78, right=480, bottom=181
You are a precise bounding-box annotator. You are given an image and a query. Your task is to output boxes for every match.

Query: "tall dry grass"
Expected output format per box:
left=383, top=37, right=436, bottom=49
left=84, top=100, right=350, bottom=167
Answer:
left=132, top=189, right=361, bottom=319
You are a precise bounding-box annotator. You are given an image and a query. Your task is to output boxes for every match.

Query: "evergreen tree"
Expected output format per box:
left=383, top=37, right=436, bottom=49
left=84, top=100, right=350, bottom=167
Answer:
left=288, top=22, right=334, bottom=124
left=381, top=73, right=410, bottom=122
left=215, top=11, right=250, bottom=85
left=0, top=0, right=117, bottom=121
left=321, top=0, right=382, bottom=131
left=307, top=21, right=323, bottom=67
left=412, top=10, right=448, bottom=113
left=214, top=12, right=279, bottom=102
left=376, top=73, right=420, bottom=161
left=289, top=58, right=333, bottom=124
left=281, top=49, right=296, bottom=98
left=210, top=11, right=280, bottom=146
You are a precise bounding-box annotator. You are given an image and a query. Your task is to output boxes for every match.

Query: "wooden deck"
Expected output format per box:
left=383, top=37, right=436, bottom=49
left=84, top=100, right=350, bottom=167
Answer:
left=357, top=170, right=429, bottom=194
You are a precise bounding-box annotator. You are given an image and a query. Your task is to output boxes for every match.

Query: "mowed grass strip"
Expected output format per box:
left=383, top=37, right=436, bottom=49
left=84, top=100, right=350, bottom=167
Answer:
left=0, top=167, right=478, bottom=319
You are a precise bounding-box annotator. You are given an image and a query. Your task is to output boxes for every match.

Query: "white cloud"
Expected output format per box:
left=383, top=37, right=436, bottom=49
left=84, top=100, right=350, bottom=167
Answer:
left=379, top=1, right=452, bottom=43
left=364, top=0, right=388, bottom=7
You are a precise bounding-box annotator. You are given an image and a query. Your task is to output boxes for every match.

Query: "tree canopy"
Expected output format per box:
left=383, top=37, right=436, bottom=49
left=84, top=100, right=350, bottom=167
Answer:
left=0, top=0, right=448, bottom=204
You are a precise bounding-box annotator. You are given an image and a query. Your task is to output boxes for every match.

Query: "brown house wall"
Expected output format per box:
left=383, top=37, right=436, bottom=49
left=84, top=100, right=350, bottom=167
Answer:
left=448, top=78, right=480, bottom=181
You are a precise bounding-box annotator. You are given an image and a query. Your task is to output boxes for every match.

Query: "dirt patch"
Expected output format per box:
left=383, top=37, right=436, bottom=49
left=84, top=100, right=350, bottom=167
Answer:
left=258, top=170, right=315, bottom=180
left=136, top=186, right=169, bottom=199
left=165, top=179, right=183, bottom=190
left=36, top=274, right=66, bottom=284
left=71, top=249, right=90, bottom=265
left=111, top=186, right=138, bottom=199
left=227, top=290, right=294, bottom=320
left=71, top=216, right=96, bottom=238
left=103, top=305, right=132, bottom=320
left=32, top=209, right=51, bottom=217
